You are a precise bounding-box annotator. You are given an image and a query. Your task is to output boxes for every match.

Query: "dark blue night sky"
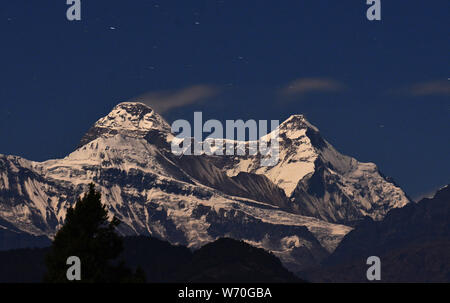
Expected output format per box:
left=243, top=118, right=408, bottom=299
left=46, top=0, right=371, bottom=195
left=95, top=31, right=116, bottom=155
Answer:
left=0, top=0, right=448, bottom=199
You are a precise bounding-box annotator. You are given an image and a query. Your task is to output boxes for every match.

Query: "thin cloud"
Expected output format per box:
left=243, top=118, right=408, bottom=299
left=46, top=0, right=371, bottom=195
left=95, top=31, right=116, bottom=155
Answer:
left=280, top=78, right=345, bottom=97
left=129, top=84, right=220, bottom=113
left=405, top=80, right=450, bottom=97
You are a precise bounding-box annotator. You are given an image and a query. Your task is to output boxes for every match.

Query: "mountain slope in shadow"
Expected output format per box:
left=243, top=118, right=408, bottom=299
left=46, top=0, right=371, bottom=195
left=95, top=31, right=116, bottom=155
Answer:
left=305, top=185, right=450, bottom=282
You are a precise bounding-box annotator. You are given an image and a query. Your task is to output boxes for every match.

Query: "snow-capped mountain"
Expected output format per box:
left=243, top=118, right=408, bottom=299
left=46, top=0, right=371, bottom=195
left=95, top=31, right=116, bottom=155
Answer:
left=0, top=102, right=410, bottom=272
left=220, top=114, right=410, bottom=223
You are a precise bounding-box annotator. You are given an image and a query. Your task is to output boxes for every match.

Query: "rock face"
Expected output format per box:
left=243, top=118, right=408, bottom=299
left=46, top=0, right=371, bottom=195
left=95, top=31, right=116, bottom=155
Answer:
left=0, top=102, right=410, bottom=272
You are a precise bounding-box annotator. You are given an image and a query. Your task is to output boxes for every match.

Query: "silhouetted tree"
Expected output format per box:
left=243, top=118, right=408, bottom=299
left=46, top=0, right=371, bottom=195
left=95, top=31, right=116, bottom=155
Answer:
left=44, top=184, right=145, bottom=282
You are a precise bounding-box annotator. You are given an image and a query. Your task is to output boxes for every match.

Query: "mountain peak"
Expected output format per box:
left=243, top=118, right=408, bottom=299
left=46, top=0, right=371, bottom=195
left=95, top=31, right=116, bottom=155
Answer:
left=78, top=102, right=170, bottom=147
left=280, top=114, right=319, bottom=133
left=114, top=101, right=154, bottom=111
left=285, top=114, right=306, bottom=121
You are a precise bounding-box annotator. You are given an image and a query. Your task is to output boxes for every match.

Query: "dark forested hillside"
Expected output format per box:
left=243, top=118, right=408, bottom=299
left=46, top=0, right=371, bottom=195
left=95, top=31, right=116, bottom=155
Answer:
left=0, top=236, right=303, bottom=283
left=175, top=238, right=301, bottom=283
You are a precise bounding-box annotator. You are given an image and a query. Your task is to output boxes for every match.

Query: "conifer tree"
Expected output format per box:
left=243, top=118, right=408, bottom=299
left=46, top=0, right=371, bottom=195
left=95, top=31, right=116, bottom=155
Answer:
left=44, top=184, right=145, bottom=282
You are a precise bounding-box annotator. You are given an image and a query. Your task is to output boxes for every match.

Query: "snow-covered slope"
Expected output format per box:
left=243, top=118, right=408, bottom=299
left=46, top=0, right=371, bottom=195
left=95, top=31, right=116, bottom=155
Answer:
left=0, top=102, right=409, bottom=271
left=220, top=114, right=410, bottom=223
left=78, top=102, right=171, bottom=148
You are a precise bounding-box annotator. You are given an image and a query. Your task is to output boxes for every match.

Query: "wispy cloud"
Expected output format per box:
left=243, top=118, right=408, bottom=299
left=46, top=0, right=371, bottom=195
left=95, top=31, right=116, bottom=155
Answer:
left=408, top=80, right=450, bottom=96
left=129, top=84, right=220, bottom=113
left=280, top=77, right=345, bottom=97
left=394, top=80, right=450, bottom=97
